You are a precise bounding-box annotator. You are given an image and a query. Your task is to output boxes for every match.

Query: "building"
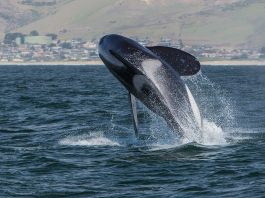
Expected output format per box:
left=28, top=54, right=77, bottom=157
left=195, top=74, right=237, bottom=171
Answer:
left=24, top=36, right=53, bottom=45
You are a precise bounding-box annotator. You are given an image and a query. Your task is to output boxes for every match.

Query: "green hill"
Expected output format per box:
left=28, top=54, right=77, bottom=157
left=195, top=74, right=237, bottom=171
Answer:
left=1, top=0, right=265, bottom=49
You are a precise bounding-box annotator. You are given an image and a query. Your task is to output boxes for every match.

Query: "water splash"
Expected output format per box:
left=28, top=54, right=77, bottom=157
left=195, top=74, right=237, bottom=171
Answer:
left=59, top=132, right=120, bottom=147
left=183, top=72, right=236, bottom=128
left=61, top=71, right=236, bottom=149
left=139, top=71, right=236, bottom=147
left=201, top=119, right=227, bottom=145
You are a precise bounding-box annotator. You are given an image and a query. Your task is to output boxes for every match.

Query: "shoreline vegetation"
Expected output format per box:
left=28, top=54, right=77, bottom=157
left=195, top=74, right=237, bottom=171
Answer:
left=1, top=60, right=265, bottom=66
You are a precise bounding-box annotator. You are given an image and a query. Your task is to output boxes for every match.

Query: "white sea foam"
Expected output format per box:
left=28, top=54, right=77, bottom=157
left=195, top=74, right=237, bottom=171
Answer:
left=200, top=119, right=227, bottom=145
left=148, top=143, right=180, bottom=151
left=59, top=133, right=120, bottom=147
left=148, top=119, right=227, bottom=150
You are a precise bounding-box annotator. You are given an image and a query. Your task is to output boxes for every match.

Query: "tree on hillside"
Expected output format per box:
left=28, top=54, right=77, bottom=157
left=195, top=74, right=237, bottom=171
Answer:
left=46, top=33, right=58, bottom=40
left=30, top=30, right=39, bottom=36
left=4, top=33, right=25, bottom=44
left=261, top=47, right=265, bottom=54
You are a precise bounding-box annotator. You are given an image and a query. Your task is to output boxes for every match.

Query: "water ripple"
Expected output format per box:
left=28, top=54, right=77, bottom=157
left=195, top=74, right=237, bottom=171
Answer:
left=1, top=65, right=265, bottom=197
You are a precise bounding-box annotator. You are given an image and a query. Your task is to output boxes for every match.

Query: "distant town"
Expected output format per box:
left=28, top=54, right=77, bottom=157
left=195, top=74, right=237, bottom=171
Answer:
left=0, top=31, right=265, bottom=64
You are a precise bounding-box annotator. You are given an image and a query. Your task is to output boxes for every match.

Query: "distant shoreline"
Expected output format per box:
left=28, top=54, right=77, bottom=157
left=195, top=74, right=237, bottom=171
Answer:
left=0, top=61, right=103, bottom=66
left=201, top=60, right=265, bottom=66
left=1, top=60, right=265, bottom=66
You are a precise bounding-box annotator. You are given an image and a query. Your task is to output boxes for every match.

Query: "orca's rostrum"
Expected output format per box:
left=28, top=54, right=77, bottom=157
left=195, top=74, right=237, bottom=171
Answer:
left=99, top=34, right=202, bottom=139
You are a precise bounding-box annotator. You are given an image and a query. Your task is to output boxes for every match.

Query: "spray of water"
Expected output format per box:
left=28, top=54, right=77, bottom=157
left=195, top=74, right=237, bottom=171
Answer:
left=59, top=71, right=235, bottom=148
left=133, top=70, right=236, bottom=148
left=183, top=72, right=235, bottom=128
left=59, top=132, right=121, bottom=147
left=60, top=54, right=236, bottom=148
left=180, top=72, right=235, bottom=145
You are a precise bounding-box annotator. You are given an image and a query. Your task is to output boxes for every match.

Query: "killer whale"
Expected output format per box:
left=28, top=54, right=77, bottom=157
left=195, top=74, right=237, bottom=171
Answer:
left=99, top=34, right=202, bottom=138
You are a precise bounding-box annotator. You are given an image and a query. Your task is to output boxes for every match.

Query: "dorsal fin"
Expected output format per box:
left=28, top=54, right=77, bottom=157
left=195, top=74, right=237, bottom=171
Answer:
left=147, top=46, right=200, bottom=76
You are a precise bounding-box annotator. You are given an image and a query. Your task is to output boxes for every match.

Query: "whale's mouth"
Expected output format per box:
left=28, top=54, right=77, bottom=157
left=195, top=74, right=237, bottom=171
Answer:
left=109, top=49, right=144, bottom=74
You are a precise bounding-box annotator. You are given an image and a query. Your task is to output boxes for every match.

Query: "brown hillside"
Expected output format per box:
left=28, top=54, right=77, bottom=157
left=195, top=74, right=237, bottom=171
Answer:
left=1, top=0, right=264, bottom=49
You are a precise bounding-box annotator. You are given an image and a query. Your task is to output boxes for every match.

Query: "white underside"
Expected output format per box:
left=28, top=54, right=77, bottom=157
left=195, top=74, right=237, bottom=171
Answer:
left=185, top=84, right=202, bottom=128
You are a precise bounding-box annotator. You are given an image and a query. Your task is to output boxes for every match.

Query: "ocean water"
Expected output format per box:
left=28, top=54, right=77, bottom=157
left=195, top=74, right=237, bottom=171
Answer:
left=1, top=65, right=265, bottom=197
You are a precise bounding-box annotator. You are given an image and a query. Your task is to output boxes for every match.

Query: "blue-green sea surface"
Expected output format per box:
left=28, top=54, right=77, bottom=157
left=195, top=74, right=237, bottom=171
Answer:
left=1, top=65, right=265, bottom=197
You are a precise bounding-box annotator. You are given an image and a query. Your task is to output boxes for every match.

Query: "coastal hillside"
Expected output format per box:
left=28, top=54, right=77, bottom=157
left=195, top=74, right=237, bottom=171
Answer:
left=0, top=0, right=69, bottom=33
left=1, top=0, right=265, bottom=49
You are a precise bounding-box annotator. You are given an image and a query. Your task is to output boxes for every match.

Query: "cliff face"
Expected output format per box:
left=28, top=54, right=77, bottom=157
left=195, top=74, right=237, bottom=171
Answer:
left=1, top=0, right=265, bottom=49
